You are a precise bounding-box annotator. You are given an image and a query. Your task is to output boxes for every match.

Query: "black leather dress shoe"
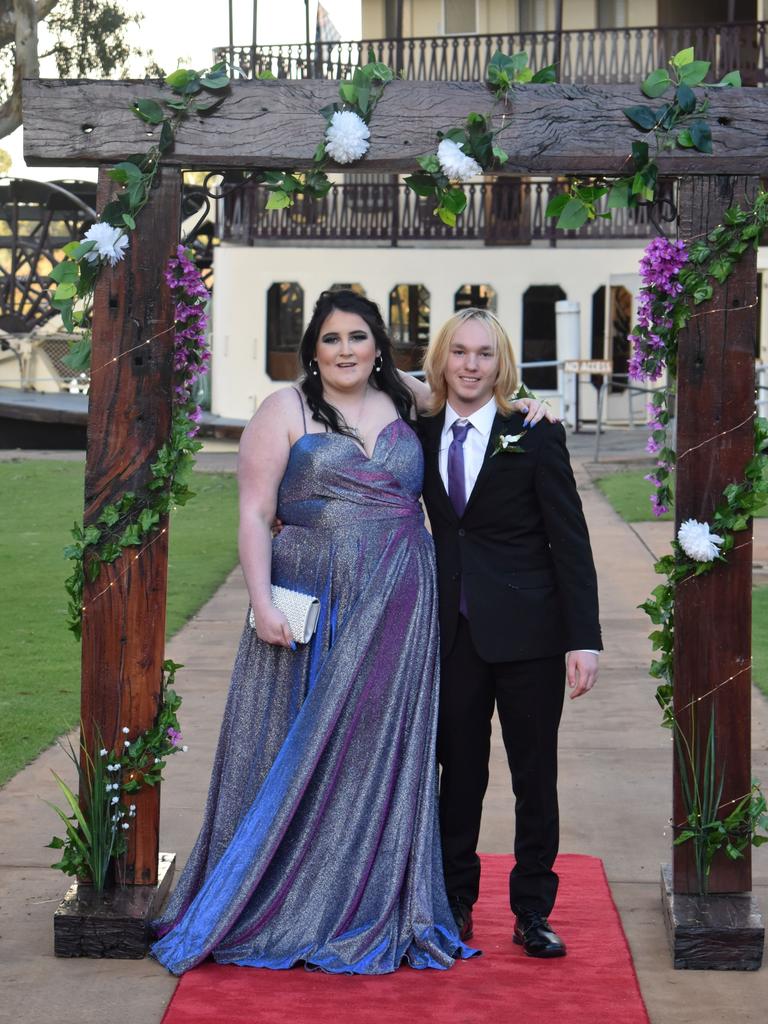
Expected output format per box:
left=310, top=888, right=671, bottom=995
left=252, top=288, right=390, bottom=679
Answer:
left=450, top=899, right=474, bottom=942
left=513, top=912, right=566, bottom=958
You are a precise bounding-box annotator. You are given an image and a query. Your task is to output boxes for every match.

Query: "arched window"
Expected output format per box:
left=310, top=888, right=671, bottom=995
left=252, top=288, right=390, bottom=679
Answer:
left=389, top=284, right=430, bottom=370
left=266, top=282, right=303, bottom=381
left=454, top=284, right=497, bottom=312
left=521, top=285, right=565, bottom=391
left=328, top=283, right=366, bottom=295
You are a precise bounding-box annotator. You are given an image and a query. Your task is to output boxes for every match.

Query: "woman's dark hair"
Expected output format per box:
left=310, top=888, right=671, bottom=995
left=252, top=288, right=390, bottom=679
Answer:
left=299, top=290, right=414, bottom=435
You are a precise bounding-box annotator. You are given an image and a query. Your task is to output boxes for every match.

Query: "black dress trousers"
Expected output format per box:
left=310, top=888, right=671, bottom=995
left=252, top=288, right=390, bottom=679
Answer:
left=437, top=616, right=566, bottom=917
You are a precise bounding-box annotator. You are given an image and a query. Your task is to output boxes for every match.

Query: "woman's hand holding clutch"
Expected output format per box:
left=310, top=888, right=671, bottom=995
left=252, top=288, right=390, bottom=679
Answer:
left=250, top=602, right=295, bottom=650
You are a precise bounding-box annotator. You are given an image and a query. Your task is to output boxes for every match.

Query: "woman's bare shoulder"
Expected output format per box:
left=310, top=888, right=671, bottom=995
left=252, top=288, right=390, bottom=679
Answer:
left=241, top=387, right=303, bottom=448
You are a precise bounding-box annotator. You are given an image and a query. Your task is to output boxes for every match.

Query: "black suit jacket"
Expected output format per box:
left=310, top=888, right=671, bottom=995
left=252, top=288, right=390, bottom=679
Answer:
left=419, top=409, right=602, bottom=663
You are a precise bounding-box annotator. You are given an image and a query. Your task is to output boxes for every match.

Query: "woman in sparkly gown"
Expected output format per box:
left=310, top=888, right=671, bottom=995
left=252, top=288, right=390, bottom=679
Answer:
left=151, top=290, right=476, bottom=975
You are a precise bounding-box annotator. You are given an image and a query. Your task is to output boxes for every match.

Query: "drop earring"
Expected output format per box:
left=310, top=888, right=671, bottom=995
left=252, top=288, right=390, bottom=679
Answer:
left=374, top=355, right=383, bottom=373
left=310, top=359, right=319, bottom=376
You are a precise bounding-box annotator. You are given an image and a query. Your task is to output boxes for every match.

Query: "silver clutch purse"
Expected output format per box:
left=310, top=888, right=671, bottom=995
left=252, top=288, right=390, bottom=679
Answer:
left=248, top=584, right=320, bottom=644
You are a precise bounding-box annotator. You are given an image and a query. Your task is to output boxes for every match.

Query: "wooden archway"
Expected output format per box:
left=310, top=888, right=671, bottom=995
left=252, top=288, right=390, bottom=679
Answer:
left=22, top=76, right=768, bottom=962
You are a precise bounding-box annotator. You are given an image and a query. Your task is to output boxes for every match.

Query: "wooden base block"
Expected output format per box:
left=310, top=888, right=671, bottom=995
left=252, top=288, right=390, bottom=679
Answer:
left=661, top=863, right=765, bottom=970
left=54, top=852, right=175, bottom=959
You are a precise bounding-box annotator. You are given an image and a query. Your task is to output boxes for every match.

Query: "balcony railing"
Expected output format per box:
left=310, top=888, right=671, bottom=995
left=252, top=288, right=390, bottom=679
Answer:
left=220, top=178, right=672, bottom=248
left=215, top=21, right=767, bottom=86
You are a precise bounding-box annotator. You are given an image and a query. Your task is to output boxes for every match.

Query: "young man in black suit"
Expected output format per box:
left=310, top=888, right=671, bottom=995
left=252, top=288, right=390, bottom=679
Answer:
left=419, top=308, right=601, bottom=958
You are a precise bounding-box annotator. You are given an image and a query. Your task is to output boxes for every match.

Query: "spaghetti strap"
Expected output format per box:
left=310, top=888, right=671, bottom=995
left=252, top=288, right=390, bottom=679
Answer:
left=292, top=387, right=308, bottom=435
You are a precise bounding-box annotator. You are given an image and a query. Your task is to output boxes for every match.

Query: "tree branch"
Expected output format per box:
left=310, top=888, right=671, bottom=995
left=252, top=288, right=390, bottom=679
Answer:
left=0, top=0, right=57, bottom=49
left=0, top=0, right=40, bottom=138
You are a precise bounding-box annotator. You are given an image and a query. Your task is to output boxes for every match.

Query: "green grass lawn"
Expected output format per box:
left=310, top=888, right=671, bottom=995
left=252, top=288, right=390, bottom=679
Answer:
left=596, top=468, right=768, bottom=523
left=0, top=460, right=239, bottom=786
left=754, top=586, right=768, bottom=699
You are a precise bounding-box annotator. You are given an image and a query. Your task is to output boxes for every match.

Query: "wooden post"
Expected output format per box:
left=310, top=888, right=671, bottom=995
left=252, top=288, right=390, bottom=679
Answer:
left=659, top=176, right=764, bottom=970
left=672, top=175, right=757, bottom=897
left=80, top=166, right=181, bottom=886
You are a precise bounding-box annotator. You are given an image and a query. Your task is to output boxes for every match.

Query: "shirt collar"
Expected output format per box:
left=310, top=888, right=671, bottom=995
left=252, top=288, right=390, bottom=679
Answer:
left=443, top=396, right=498, bottom=439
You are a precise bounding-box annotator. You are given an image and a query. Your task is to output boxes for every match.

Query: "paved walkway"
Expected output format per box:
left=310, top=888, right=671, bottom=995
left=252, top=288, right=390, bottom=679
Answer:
left=1, top=435, right=767, bottom=1024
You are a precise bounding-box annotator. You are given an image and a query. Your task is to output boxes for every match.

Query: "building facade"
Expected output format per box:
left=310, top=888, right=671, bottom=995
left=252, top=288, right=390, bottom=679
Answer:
left=210, top=0, right=768, bottom=425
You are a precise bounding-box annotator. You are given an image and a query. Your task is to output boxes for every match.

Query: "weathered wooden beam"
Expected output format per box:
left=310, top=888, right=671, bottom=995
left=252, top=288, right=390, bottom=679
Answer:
left=80, top=166, right=181, bottom=886
left=673, top=175, right=757, bottom=895
left=22, top=79, right=768, bottom=175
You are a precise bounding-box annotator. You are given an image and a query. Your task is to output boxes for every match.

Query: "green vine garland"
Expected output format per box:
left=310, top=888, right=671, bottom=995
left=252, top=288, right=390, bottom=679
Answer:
left=545, top=47, right=741, bottom=231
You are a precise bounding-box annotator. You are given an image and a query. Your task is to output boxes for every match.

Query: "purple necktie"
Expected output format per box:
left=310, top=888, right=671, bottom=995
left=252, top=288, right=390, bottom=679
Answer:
left=448, top=420, right=471, bottom=617
left=448, top=419, right=471, bottom=518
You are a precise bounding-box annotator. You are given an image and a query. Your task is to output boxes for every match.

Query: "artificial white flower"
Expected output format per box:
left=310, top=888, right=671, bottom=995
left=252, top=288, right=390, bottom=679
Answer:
left=99, top=748, right=108, bottom=756
left=111, top=796, right=119, bottom=805
left=121, top=822, right=130, bottom=830
left=121, top=726, right=130, bottom=734
left=182, top=744, right=188, bottom=752
left=677, top=518, right=724, bottom=562
left=501, top=432, right=524, bottom=449
left=154, top=757, right=161, bottom=764
left=437, top=138, right=482, bottom=181
left=325, top=110, right=370, bottom=164
left=82, top=222, right=129, bottom=267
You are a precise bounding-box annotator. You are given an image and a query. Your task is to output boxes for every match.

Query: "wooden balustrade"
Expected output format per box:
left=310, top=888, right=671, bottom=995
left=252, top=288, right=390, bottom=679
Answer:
left=214, top=21, right=767, bottom=87
left=220, top=177, right=673, bottom=248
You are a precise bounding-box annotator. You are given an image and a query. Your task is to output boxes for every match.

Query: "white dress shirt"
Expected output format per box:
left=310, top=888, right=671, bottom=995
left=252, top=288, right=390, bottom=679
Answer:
left=437, top=398, right=598, bottom=658
left=438, top=397, right=498, bottom=500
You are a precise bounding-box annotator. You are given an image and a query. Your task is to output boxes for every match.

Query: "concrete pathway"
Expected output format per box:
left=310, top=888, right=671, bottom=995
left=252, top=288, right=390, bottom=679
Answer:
left=1, top=440, right=767, bottom=1024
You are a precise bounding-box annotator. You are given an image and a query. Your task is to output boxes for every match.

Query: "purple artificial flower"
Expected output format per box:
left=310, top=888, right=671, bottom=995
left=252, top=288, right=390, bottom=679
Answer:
left=167, top=727, right=182, bottom=747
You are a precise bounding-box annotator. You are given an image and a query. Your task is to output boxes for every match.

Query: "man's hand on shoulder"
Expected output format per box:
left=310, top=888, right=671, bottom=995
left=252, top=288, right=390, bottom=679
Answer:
left=566, top=651, right=599, bottom=699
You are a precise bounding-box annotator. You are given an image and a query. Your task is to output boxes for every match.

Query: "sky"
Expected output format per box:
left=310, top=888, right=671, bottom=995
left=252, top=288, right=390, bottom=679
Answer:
left=4, top=0, right=362, bottom=181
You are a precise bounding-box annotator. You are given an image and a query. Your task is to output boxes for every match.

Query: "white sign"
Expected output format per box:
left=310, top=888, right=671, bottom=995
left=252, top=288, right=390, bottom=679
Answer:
left=563, top=359, right=613, bottom=375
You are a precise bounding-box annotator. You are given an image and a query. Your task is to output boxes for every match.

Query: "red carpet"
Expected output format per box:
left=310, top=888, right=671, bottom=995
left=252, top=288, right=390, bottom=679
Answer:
left=159, top=854, right=649, bottom=1024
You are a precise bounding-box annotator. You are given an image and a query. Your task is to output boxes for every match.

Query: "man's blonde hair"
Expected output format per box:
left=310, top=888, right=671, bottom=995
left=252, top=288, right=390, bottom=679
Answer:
left=422, top=307, right=519, bottom=415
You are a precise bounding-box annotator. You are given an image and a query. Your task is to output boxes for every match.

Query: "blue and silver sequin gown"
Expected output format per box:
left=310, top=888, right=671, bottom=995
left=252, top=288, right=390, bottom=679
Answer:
left=151, top=418, right=474, bottom=975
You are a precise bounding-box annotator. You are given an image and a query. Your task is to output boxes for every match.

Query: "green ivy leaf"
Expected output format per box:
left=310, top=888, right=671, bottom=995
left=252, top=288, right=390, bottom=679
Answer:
left=671, top=47, right=695, bottom=68
left=132, top=98, right=164, bottom=125
left=623, top=105, right=658, bottom=131
left=339, top=82, right=357, bottom=104
left=199, top=72, right=230, bottom=90
left=61, top=337, right=92, bottom=372
left=544, top=193, right=570, bottom=219
left=642, top=68, right=673, bottom=98
left=441, top=187, right=467, bottom=216
left=675, top=83, right=696, bottom=113
left=492, top=145, right=509, bottom=165
left=531, top=64, right=557, bottom=83
left=714, top=70, right=742, bottom=88
left=417, top=154, right=441, bottom=174
left=436, top=204, right=457, bottom=227
left=165, top=68, right=195, bottom=90
left=690, top=121, right=713, bottom=153
left=606, top=179, right=631, bottom=209
left=557, top=197, right=590, bottom=231
left=49, top=261, right=79, bottom=285
left=405, top=173, right=438, bottom=199
left=54, top=282, right=77, bottom=301
left=679, top=60, right=711, bottom=87
left=677, top=128, right=695, bottom=148
left=264, top=188, right=291, bottom=210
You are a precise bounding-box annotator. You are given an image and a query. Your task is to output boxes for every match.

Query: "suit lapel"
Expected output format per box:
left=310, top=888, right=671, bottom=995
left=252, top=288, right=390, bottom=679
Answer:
left=463, top=411, right=514, bottom=518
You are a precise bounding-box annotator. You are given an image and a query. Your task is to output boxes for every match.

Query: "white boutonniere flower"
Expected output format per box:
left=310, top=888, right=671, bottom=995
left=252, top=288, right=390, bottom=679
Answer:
left=491, top=430, right=527, bottom=456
